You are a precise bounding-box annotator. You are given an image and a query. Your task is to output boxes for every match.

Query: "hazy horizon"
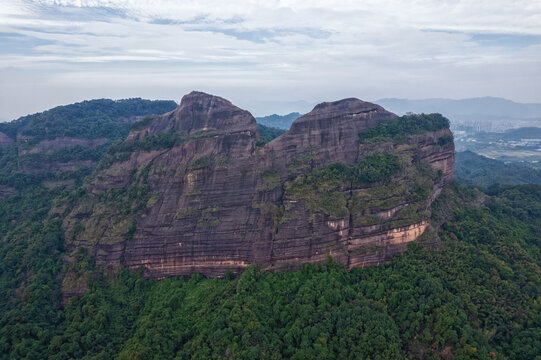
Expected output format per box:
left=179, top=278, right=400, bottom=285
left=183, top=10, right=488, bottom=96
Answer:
left=1, top=1, right=541, bottom=121
left=4, top=94, right=541, bottom=123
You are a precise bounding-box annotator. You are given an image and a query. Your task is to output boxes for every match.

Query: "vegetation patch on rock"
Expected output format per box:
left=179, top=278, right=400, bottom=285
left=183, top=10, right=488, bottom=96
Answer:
left=358, top=113, right=450, bottom=144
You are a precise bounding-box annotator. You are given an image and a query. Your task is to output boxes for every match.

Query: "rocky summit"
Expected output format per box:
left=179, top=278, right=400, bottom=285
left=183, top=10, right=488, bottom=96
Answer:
left=63, top=91, right=454, bottom=278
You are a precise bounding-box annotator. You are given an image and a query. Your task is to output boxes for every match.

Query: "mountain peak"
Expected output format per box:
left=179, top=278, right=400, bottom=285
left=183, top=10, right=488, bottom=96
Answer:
left=150, top=91, right=258, bottom=136
left=311, top=98, right=381, bottom=114
left=179, top=91, right=234, bottom=108
left=289, top=97, right=395, bottom=135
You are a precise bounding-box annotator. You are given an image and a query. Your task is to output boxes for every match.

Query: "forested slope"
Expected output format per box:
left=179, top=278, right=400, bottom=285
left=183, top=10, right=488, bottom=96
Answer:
left=455, top=151, right=541, bottom=187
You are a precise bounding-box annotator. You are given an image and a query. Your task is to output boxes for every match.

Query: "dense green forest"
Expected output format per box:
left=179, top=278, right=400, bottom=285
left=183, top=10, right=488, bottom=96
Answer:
left=2, top=98, right=177, bottom=145
left=257, top=124, right=287, bottom=145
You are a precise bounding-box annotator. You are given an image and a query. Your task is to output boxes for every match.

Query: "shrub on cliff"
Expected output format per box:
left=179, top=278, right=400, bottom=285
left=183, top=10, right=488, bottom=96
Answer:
left=356, top=153, right=400, bottom=183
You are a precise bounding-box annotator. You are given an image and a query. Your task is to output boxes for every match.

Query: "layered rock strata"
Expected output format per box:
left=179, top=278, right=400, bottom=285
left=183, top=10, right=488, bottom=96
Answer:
left=21, top=137, right=109, bottom=155
left=64, top=91, right=454, bottom=278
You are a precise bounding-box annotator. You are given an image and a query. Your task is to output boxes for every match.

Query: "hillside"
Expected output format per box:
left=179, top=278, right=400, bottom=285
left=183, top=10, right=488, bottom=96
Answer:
left=1, top=98, right=178, bottom=143
left=0, top=98, right=178, bottom=176
left=257, top=124, right=287, bottom=144
left=376, top=97, right=541, bottom=120
left=455, top=151, right=541, bottom=186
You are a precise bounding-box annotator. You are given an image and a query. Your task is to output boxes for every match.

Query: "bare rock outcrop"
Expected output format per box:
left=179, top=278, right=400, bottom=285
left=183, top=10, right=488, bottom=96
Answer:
left=64, top=92, right=454, bottom=278
left=22, top=137, right=109, bottom=155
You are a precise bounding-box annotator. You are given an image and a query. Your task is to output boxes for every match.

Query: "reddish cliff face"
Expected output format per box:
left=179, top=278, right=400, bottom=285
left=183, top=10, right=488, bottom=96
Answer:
left=64, top=92, right=454, bottom=278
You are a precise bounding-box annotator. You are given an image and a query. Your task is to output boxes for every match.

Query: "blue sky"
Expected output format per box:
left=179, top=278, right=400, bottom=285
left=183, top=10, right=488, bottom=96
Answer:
left=1, top=0, right=540, bottom=121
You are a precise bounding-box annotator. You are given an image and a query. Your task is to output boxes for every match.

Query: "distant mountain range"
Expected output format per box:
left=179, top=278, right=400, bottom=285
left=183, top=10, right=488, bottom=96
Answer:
left=376, top=97, right=541, bottom=118
left=254, top=97, right=541, bottom=132
left=376, top=97, right=541, bottom=131
left=255, top=112, right=302, bottom=130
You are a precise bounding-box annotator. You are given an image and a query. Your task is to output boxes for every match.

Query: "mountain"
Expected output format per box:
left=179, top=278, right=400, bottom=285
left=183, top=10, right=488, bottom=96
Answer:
left=3, top=93, right=541, bottom=359
left=499, top=126, right=541, bottom=140
left=376, top=97, right=541, bottom=119
left=376, top=97, right=541, bottom=131
left=62, top=91, right=454, bottom=279
left=256, top=112, right=302, bottom=130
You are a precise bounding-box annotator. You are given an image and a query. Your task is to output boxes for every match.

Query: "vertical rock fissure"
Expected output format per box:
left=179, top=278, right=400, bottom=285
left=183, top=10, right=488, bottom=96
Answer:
left=346, top=135, right=363, bottom=268
left=94, top=222, right=110, bottom=264
left=346, top=181, right=354, bottom=269
left=269, top=184, right=286, bottom=267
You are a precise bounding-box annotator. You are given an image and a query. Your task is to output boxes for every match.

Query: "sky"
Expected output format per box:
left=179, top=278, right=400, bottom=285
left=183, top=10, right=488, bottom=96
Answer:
left=1, top=0, right=541, bottom=121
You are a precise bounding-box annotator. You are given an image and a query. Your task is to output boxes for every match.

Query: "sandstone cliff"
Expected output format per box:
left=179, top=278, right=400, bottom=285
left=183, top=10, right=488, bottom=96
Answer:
left=64, top=91, right=454, bottom=278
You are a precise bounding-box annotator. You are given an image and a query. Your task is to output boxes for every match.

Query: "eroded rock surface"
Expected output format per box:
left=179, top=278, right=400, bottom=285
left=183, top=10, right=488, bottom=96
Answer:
left=64, top=91, right=455, bottom=278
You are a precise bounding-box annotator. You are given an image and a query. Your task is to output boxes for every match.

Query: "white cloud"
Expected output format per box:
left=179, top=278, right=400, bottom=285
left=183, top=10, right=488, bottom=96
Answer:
left=0, top=0, right=540, bottom=120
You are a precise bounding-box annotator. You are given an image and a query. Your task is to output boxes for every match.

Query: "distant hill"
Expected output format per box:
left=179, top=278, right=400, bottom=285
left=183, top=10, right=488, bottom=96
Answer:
left=0, top=98, right=178, bottom=174
left=457, top=126, right=541, bottom=144
left=499, top=127, right=541, bottom=140
left=255, top=112, right=302, bottom=130
left=376, top=97, right=541, bottom=119
left=376, top=97, right=541, bottom=131
left=454, top=151, right=541, bottom=186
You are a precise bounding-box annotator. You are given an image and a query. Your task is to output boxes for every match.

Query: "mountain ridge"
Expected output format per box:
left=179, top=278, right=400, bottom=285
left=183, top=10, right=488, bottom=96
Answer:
left=62, top=91, right=454, bottom=279
left=256, top=112, right=302, bottom=130
left=6, top=93, right=541, bottom=360
left=376, top=96, right=541, bottom=120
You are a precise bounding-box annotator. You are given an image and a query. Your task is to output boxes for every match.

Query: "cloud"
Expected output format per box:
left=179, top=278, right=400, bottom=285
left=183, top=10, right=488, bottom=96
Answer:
left=0, top=0, right=540, bottom=120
